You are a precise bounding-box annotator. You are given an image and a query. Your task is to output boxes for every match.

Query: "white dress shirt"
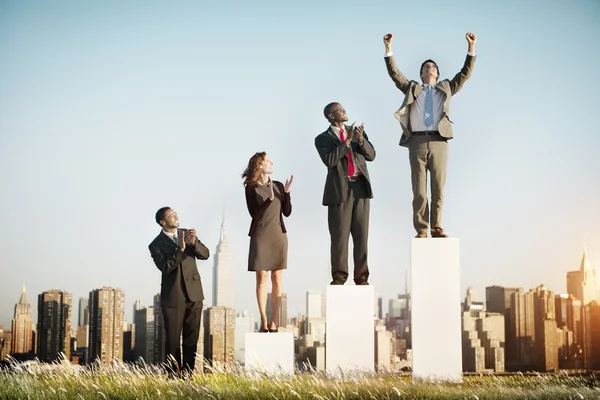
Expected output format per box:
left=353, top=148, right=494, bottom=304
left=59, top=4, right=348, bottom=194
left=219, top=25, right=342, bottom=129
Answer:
left=384, top=51, right=475, bottom=132
left=163, top=229, right=178, bottom=244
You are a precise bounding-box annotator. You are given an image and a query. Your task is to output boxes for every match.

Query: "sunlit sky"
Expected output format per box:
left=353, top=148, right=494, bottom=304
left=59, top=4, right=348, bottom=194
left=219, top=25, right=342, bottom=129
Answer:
left=1, top=0, right=599, bottom=328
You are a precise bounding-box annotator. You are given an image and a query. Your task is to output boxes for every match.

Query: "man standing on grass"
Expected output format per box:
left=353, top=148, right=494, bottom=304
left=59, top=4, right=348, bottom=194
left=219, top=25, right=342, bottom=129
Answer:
left=149, top=207, right=210, bottom=378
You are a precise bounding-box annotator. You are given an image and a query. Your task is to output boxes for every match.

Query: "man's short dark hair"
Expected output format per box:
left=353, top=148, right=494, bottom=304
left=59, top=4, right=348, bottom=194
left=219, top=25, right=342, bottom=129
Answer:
left=323, top=102, right=339, bottom=121
left=420, top=59, right=440, bottom=79
left=155, top=207, right=171, bottom=225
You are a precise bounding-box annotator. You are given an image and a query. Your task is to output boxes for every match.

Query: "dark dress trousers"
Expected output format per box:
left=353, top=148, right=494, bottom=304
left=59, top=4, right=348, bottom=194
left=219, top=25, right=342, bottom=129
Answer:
left=149, top=229, right=209, bottom=375
left=315, top=126, right=376, bottom=284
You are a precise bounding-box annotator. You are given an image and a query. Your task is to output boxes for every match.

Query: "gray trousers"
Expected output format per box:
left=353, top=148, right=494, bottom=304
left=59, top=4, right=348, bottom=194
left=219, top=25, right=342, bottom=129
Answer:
left=408, top=135, right=448, bottom=234
left=327, top=178, right=370, bottom=284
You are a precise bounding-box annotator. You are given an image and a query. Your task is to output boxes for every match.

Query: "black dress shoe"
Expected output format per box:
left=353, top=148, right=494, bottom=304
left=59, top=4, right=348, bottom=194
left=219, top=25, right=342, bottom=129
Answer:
left=268, top=328, right=278, bottom=333
left=259, top=328, right=269, bottom=333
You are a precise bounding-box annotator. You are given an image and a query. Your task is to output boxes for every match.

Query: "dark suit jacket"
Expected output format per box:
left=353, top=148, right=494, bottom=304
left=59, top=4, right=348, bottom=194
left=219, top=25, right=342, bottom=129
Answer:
left=149, top=229, right=210, bottom=306
left=245, top=180, right=292, bottom=236
left=384, top=54, right=476, bottom=146
left=315, top=125, right=376, bottom=206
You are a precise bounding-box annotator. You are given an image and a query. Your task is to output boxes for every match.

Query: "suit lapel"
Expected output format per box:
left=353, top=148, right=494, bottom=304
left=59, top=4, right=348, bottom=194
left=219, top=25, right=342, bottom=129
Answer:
left=159, top=231, right=178, bottom=249
left=412, top=84, right=423, bottom=100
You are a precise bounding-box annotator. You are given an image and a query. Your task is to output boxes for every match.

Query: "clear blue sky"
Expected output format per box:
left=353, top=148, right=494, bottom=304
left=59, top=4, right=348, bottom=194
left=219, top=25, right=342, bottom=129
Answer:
left=1, top=0, right=599, bottom=328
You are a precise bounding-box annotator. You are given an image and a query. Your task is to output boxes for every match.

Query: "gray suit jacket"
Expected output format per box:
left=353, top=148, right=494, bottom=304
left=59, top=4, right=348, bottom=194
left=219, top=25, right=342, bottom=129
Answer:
left=384, top=54, right=476, bottom=147
left=315, top=125, right=376, bottom=206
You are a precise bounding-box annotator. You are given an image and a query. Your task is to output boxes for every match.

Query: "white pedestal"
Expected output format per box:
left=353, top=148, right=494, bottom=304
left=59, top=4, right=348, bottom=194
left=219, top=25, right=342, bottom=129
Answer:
left=411, top=238, right=462, bottom=382
left=245, top=332, right=294, bottom=375
left=325, top=285, right=375, bottom=373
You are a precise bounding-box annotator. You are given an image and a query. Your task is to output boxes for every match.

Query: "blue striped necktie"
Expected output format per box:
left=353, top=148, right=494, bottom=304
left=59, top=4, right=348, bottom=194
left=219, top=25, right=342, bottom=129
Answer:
left=424, top=85, right=434, bottom=127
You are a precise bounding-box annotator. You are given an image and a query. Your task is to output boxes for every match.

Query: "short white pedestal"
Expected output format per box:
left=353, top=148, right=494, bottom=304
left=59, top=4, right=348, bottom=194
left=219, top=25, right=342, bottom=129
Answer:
left=245, top=332, right=294, bottom=375
left=325, top=285, right=375, bottom=373
left=411, top=238, right=462, bottom=382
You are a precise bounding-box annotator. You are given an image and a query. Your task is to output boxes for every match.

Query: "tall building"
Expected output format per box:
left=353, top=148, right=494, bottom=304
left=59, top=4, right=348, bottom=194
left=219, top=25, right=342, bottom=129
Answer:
left=10, top=285, right=34, bottom=358
left=234, top=310, right=255, bottom=363
left=78, top=297, right=89, bottom=327
left=567, top=244, right=598, bottom=306
left=1, top=327, right=11, bottom=361
left=37, top=290, right=72, bottom=362
left=462, top=287, right=505, bottom=373
left=266, top=292, right=288, bottom=326
left=212, top=218, right=234, bottom=308
left=203, top=306, right=235, bottom=368
left=566, top=244, right=598, bottom=369
left=134, top=307, right=156, bottom=363
left=511, top=288, right=536, bottom=370
left=306, top=291, right=323, bottom=318
left=152, top=294, right=165, bottom=365
left=532, top=285, right=558, bottom=372
left=88, top=287, right=125, bottom=365
left=485, top=285, right=520, bottom=371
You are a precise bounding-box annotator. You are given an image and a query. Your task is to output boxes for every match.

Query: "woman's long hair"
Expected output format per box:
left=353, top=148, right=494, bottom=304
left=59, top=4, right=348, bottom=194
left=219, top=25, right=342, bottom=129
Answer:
left=242, top=152, right=267, bottom=187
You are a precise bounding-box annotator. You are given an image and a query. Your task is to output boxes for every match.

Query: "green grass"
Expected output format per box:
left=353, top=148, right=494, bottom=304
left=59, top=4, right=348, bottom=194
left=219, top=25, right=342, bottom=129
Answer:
left=1, top=359, right=599, bottom=399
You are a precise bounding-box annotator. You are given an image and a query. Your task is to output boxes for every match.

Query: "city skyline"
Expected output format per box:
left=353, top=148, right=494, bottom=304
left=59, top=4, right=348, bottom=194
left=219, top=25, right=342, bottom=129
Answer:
left=1, top=243, right=596, bottom=331
left=1, top=1, right=599, bottom=329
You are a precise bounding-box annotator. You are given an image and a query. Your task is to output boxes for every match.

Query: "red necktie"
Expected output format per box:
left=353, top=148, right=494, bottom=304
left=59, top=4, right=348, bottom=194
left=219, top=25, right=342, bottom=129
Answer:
left=339, top=128, right=355, bottom=176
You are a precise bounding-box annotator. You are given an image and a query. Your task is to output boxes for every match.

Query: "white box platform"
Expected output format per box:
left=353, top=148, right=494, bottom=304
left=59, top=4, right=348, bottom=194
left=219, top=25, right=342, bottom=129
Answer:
left=411, top=238, right=462, bottom=382
left=325, top=285, right=375, bottom=373
left=245, top=332, right=294, bottom=375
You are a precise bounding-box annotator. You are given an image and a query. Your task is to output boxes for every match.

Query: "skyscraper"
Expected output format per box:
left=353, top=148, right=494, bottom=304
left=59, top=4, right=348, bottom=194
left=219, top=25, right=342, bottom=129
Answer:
left=567, top=244, right=598, bottom=306
left=134, top=306, right=156, bottom=363
left=485, top=285, right=520, bottom=371
left=212, top=218, right=234, bottom=308
left=88, top=287, right=125, bottom=365
left=78, top=297, right=89, bottom=327
left=266, top=292, right=288, bottom=327
left=10, top=285, right=34, bottom=358
left=37, top=290, right=72, bottom=362
left=204, top=306, right=235, bottom=368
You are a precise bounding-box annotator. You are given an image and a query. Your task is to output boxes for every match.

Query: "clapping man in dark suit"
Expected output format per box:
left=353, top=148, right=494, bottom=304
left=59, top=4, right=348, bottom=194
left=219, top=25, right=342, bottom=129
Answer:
left=149, top=207, right=210, bottom=378
left=315, top=103, right=376, bottom=285
left=383, top=32, right=477, bottom=238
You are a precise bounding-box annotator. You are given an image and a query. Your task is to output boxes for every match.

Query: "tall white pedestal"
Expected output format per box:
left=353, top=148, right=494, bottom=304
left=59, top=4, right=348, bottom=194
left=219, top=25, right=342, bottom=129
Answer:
left=411, top=238, right=462, bottom=382
left=245, top=332, right=294, bottom=375
left=326, top=285, right=375, bottom=373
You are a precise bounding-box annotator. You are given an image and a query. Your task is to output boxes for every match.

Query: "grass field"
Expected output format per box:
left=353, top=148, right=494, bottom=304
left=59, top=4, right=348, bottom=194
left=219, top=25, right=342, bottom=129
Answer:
left=1, top=359, right=599, bottom=399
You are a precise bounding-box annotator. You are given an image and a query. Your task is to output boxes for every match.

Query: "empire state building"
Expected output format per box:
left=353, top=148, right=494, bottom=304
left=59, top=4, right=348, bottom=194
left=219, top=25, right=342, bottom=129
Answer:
left=212, top=218, right=234, bottom=308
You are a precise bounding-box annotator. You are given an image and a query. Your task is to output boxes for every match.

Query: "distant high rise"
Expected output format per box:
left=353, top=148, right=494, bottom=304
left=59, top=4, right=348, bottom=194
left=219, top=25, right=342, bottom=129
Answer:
left=485, top=285, right=520, bottom=371
left=306, top=291, right=322, bottom=318
left=532, top=285, right=558, bottom=372
left=152, top=294, right=165, bottom=365
left=88, top=287, right=125, bottom=365
left=266, top=292, right=288, bottom=326
left=134, top=307, right=156, bottom=363
left=78, top=297, right=89, bottom=327
left=567, top=244, right=598, bottom=306
left=566, top=244, right=598, bottom=370
left=234, top=310, right=255, bottom=363
left=212, top=218, right=234, bottom=308
left=204, top=306, right=235, bottom=368
left=37, top=290, right=72, bottom=362
left=133, top=300, right=144, bottom=315
left=11, top=285, right=34, bottom=357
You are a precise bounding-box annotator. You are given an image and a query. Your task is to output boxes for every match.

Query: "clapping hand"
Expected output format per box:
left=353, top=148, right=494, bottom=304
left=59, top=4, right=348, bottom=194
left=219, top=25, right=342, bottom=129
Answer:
left=188, top=228, right=197, bottom=245
left=354, top=123, right=365, bottom=143
left=284, top=175, right=294, bottom=193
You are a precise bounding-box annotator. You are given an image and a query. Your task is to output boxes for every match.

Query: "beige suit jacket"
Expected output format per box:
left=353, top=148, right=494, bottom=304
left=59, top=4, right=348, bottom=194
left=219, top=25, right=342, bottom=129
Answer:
left=384, top=54, right=476, bottom=147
